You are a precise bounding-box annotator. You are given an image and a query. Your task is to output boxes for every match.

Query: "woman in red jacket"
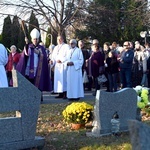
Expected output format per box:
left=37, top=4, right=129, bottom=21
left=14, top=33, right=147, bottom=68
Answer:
left=6, top=45, right=20, bottom=86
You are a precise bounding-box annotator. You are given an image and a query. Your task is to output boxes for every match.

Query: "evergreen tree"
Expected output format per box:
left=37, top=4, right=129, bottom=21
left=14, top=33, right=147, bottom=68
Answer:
left=0, top=34, right=2, bottom=43
left=120, top=0, right=147, bottom=43
left=45, top=27, right=57, bottom=47
left=45, top=27, right=51, bottom=48
left=11, top=15, right=20, bottom=49
left=1, top=0, right=85, bottom=39
left=28, top=11, right=40, bottom=42
left=75, top=0, right=147, bottom=45
left=1, top=15, right=12, bottom=49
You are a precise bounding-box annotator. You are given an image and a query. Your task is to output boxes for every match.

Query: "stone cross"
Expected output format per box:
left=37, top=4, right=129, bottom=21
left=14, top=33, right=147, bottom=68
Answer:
left=0, top=70, right=45, bottom=149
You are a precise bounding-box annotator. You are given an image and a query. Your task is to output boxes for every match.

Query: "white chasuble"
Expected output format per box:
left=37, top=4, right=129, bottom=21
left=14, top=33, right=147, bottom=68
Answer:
left=66, top=47, right=84, bottom=98
left=52, top=43, right=69, bottom=92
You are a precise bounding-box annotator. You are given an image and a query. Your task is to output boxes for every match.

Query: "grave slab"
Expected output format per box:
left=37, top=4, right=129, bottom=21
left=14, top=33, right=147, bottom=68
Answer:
left=128, top=120, right=150, bottom=150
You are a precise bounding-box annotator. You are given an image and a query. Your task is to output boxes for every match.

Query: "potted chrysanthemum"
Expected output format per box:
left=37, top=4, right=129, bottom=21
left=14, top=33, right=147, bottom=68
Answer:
left=62, top=102, right=93, bottom=129
left=133, top=85, right=149, bottom=120
left=133, top=85, right=149, bottom=109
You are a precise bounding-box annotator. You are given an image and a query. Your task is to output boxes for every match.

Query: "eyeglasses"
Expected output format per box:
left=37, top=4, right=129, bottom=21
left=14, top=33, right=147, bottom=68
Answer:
left=123, top=45, right=128, bottom=46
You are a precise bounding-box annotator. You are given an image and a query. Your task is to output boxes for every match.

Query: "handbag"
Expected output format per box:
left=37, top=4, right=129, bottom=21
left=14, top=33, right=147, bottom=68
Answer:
left=83, top=70, right=89, bottom=83
left=97, top=74, right=107, bottom=83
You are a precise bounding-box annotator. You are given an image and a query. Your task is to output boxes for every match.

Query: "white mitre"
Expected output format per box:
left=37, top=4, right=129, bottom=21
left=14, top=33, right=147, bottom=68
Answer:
left=30, top=28, right=40, bottom=39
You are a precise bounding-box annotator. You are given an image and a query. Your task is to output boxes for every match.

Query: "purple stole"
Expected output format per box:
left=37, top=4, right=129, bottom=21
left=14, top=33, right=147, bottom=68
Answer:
left=29, top=47, right=34, bottom=79
left=35, top=51, right=43, bottom=88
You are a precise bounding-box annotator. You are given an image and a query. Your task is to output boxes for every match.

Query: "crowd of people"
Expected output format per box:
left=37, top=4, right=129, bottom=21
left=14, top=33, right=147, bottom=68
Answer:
left=1, top=28, right=150, bottom=101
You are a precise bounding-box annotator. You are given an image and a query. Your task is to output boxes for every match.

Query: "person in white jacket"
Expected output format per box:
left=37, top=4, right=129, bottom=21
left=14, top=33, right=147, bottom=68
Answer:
left=0, top=43, right=8, bottom=87
left=66, top=39, right=84, bottom=101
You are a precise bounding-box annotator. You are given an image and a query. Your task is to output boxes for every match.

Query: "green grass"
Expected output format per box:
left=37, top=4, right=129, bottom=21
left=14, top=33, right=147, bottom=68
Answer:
left=36, top=102, right=133, bottom=150
left=0, top=100, right=148, bottom=150
left=0, top=100, right=149, bottom=149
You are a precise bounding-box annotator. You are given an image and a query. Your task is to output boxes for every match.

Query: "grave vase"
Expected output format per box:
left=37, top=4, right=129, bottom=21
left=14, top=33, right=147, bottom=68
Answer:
left=71, top=123, right=85, bottom=130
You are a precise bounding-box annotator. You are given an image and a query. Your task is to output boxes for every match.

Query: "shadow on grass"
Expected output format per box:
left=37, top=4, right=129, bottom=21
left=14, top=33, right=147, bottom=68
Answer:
left=37, top=102, right=132, bottom=150
left=40, top=129, right=132, bottom=150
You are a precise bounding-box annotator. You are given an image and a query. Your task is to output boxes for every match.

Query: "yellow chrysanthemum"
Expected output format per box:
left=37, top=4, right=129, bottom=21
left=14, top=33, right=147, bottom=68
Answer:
left=134, top=86, right=149, bottom=109
left=62, top=102, right=93, bottom=124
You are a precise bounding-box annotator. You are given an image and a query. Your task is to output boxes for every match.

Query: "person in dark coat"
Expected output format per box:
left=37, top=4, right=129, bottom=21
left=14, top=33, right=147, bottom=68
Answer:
left=87, top=43, right=104, bottom=96
left=118, top=41, right=134, bottom=88
left=103, top=42, right=111, bottom=91
left=106, top=51, right=119, bottom=92
left=78, top=40, right=91, bottom=90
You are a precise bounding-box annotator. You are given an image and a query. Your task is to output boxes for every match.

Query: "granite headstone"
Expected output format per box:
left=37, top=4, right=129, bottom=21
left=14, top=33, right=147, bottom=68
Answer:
left=87, top=88, right=137, bottom=137
left=128, top=120, right=150, bottom=150
left=0, top=70, right=45, bottom=150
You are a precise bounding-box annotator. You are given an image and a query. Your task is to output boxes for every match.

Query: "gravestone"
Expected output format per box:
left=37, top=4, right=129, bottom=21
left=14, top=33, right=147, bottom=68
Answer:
left=128, top=120, right=150, bottom=150
left=86, top=88, right=137, bottom=137
left=0, top=70, right=45, bottom=150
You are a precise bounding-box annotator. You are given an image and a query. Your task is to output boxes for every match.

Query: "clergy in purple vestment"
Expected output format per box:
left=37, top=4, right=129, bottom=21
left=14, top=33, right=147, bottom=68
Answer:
left=16, top=28, right=51, bottom=92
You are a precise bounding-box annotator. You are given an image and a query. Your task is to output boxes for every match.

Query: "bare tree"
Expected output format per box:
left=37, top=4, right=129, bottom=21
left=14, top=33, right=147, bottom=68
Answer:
left=0, top=0, right=85, bottom=36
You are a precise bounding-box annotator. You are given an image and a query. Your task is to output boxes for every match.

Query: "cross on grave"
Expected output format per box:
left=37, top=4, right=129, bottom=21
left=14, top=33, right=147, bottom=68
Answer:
left=0, top=69, right=44, bottom=150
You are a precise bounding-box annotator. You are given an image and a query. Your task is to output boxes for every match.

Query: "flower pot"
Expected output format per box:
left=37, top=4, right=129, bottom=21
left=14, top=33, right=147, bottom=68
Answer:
left=71, top=123, right=85, bottom=130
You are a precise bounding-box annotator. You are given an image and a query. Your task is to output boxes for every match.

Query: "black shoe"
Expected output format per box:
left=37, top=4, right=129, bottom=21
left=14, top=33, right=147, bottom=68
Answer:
left=55, top=95, right=63, bottom=98
left=63, top=91, right=67, bottom=99
left=105, top=90, right=110, bottom=92
left=51, top=91, right=57, bottom=95
left=63, top=96, right=67, bottom=99
left=68, top=98, right=80, bottom=101
left=68, top=98, right=74, bottom=101
left=55, top=93, right=63, bottom=98
left=92, top=93, right=96, bottom=96
left=85, top=88, right=91, bottom=91
left=76, top=98, right=80, bottom=101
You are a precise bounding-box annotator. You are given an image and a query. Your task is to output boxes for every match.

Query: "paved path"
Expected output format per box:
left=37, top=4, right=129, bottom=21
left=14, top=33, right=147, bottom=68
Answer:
left=41, top=90, right=96, bottom=104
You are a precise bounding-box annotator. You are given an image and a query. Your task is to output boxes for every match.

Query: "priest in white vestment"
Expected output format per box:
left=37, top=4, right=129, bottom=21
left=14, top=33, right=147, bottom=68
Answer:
left=51, top=35, right=70, bottom=99
left=66, top=39, right=84, bottom=100
left=0, top=44, right=8, bottom=87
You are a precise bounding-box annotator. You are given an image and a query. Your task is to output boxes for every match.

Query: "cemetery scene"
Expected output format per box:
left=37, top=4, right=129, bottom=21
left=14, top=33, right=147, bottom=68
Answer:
left=1, top=0, right=150, bottom=150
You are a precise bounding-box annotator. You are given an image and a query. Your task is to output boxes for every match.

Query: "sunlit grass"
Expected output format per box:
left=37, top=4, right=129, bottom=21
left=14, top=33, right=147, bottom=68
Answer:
left=0, top=100, right=149, bottom=149
left=36, top=102, right=134, bottom=150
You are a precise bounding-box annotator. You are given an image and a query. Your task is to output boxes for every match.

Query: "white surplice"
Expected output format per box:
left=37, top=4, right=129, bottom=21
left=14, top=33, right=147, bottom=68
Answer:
left=51, top=43, right=69, bottom=92
left=0, top=44, right=8, bottom=87
left=66, top=47, right=84, bottom=98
